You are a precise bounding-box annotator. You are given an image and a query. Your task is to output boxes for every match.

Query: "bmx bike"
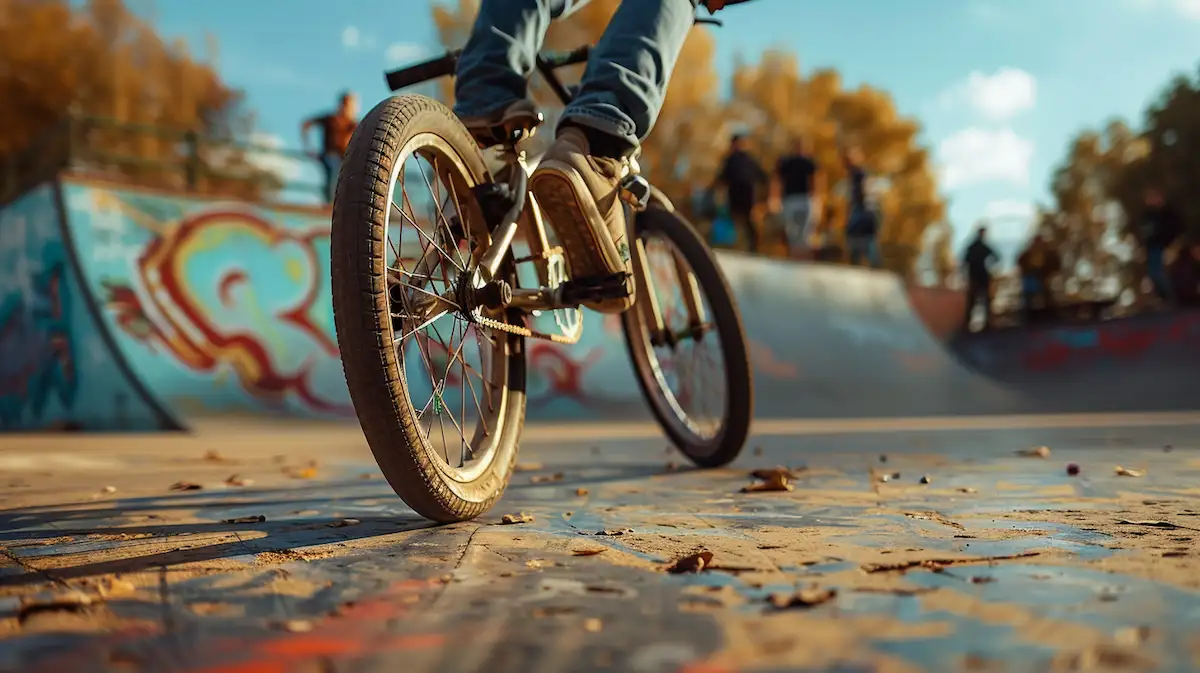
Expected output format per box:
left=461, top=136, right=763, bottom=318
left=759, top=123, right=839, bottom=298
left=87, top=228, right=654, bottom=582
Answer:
left=331, top=28, right=753, bottom=523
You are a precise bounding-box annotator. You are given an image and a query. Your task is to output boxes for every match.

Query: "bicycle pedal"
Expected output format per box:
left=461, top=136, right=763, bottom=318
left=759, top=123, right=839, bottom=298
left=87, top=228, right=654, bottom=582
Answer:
left=559, top=272, right=633, bottom=304
left=619, top=174, right=651, bottom=212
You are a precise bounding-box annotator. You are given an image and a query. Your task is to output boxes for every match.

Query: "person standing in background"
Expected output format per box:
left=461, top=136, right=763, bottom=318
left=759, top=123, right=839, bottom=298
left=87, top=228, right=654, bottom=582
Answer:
left=842, top=147, right=881, bottom=268
left=1138, top=187, right=1183, bottom=304
left=775, top=137, right=824, bottom=258
left=302, top=92, right=360, bottom=204
left=961, top=224, right=1000, bottom=331
left=1016, top=233, right=1061, bottom=324
left=712, top=134, right=769, bottom=253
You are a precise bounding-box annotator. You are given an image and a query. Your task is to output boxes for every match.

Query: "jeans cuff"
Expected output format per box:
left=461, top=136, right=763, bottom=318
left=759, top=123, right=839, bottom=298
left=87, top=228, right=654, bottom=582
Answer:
left=558, top=111, right=637, bottom=144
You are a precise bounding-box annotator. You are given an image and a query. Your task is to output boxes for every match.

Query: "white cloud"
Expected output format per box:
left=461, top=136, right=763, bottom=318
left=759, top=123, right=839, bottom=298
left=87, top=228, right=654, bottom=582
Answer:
left=939, top=68, right=1037, bottom=122
left=1175, top=0, right=1200, bottom=19
left=342, top=26, right=360, bottom=50
left=1126, top=0, right=1200, bottom=18
left=983, top=199, right=1036, bottom=222
left=386, top=42, right=429, bottom=66
left=244, top=133, right=306, bottom=183
left=937, top=127, right=1035, bottom=189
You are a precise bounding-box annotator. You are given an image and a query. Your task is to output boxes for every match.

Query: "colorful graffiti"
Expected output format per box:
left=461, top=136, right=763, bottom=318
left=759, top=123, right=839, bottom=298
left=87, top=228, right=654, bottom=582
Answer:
left=0, top=242, right=77, bottom=427
left=1021, top=313, right=1200, bottom=372
left=0, top=183, right=176, bottom=431
left=97, top=206, right=346, bottom=413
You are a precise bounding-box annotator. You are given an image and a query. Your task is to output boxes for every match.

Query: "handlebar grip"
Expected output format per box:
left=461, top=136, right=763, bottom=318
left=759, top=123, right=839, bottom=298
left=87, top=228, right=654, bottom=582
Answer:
left=384, top=52, right=459, bottom=92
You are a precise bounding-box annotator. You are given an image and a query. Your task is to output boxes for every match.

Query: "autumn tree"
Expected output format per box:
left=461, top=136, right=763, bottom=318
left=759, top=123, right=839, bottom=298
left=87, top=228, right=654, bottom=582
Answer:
left=0, top=0, right=276, bottom=201
left=727, top=50, right=945, bottom=275
left=427, top=2, right=943, bottom=276
left=1035, top=63, right=1199, bottom=308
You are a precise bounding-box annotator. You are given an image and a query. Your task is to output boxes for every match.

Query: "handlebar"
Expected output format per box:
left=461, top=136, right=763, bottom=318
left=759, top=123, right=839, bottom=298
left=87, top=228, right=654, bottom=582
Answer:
left=384, top=3, right=750, bottom=93
left=385, top=45, right=592, bottom=93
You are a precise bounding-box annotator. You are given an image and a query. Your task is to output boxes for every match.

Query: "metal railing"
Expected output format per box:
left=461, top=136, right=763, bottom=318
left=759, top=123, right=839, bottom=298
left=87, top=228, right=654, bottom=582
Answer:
left=1, top=114, right=327, bottom=206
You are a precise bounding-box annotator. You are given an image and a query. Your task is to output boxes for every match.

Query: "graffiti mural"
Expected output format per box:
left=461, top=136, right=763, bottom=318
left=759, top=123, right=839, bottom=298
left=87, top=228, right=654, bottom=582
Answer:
left=65, top=185, right=351, bottom=417
left=0, top=183, right=174, bottom=431
left=0, top=189, right=78, bottom=426
left=1021, top=313, right=1200, bottom=372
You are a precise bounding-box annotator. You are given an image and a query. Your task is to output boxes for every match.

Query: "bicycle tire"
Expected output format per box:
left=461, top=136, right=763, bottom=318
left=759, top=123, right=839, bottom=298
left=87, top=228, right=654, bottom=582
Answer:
left=331, top=94, right=527, bottom=523
left=620, top=202, right=753, bottom=467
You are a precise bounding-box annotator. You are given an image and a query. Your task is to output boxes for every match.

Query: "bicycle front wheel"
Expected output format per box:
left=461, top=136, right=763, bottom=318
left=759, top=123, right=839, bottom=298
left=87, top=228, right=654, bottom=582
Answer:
left=331, top=94, right=527, bottom=523
left=620, top=203, right=753, bottom=467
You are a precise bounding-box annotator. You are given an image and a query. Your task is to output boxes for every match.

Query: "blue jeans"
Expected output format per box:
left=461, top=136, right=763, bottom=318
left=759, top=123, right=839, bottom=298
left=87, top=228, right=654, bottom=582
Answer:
left=453, top=0, right=699, bottom=147
left=1147, top=245, right=1172, bottom=300
left=320, top=153, right=342, bottom=204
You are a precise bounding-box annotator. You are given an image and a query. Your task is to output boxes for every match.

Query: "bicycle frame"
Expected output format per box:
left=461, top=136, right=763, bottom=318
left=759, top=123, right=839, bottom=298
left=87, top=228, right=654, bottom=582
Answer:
left=384, top=35, right=715, bottom=343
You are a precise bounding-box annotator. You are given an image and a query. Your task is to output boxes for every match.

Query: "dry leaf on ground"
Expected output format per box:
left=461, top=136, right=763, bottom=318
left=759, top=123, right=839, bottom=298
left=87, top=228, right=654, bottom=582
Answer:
left=667, top=550, right=714, bottom=574
left=768, top=586, right=837, bottom=609
left=501, top=513, right=535, bottom=524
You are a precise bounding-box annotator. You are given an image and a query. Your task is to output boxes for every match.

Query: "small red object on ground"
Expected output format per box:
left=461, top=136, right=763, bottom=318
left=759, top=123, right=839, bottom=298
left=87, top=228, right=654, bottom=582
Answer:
left=1066, top=463, right=1080, bottom=476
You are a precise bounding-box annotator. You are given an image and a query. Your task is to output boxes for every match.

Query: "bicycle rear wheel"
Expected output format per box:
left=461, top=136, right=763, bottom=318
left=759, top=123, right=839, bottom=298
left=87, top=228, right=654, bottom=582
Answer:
left=620, top=203, right=753, bottom=467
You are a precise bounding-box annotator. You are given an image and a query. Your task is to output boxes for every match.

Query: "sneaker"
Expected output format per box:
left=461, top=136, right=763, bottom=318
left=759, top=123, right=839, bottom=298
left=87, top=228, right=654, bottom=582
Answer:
left=530, top=127, right=635, bottom=314
left=460, top=99, right=543, bottom=148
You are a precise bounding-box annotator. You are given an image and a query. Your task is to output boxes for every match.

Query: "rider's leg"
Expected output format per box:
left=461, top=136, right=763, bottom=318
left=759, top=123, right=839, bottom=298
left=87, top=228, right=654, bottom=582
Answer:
left=533, top=0, right=699, bottom=313
left=454, top=0, right=592, bottom=138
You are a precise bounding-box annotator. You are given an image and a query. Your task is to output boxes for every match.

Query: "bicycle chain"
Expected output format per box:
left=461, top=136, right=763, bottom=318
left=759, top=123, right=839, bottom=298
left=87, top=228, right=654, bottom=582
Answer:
left=469, top=309, right=581, bottom=345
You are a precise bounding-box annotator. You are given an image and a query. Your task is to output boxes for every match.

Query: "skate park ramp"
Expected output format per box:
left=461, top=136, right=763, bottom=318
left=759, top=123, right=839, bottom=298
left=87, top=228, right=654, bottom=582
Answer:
left=1, top=175, right=1198, bottom=431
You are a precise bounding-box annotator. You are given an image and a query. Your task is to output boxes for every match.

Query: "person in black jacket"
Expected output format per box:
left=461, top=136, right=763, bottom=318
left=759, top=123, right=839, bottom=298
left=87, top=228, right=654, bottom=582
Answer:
left=1139, top=187, right=1184, bottom=302
left=712, top=134, right=768, bottom=253
left=961, top=224, right=999, bottom=331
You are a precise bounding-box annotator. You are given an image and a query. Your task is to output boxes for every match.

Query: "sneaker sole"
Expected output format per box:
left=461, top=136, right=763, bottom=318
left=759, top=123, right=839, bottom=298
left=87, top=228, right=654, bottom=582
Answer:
left=530, top=163, right=626, bottom=281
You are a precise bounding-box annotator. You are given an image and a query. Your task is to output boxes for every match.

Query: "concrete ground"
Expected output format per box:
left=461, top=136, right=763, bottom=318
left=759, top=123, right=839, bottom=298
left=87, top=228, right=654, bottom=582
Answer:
left=2, top=414, right=1199, bottom=673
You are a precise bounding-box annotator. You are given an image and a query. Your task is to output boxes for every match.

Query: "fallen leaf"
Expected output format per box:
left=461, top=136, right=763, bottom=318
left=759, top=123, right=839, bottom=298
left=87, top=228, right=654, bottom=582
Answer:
left=225, top=474, right=254, bottom=487
left=742, top=472, right=793, bottom=493
left=18, top=592, right=98, bottom=622
left=501, top=513, right=534, bottom=524
left=956, top=487, right=978, bottom=494
left=277, top=619, right=313, bottom=633
left=904, top=511, right=965, bottom=530
left=526, top=559, right=545, bottom=569
left=330, top=518, right=361, bottom=528
left=169, top=481, right=202, bottom=491
left=530, top=472, right=564, bottom=484
left=1114, top=466, right=1144, bottom=477
left=969, top=576, right=995, bottom=584
left=862, top=551, right=1040, bottom=574
left=203, top=450, right=231, bottom=463
left=1016, top=446, right=1051, bottom=458
left=98, top=578, right=136, bottom=597
left=100, top=486, right=117, bottom=494
left=750, top=466, right=797, bottom=481
left=1116, top=519, right=1199, bottom=531
left=514, top=462, right=544, bottom=472
left=575, top=488, right=589, bottom=496
left=288, top=467, right=318, bottom=480
left=667, top=551, right=714, bottom=574
left=223, top=515, right=266, bottom=524
left=768, top=586, right=837, bottom=609
left=572, top=546, right=607, bottom=557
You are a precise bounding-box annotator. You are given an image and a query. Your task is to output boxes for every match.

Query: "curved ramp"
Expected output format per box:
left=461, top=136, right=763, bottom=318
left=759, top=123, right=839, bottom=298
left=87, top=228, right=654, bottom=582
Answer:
left=25, top=177, right=1200, bottom=431
left=0, top=183, right=179, bottom=430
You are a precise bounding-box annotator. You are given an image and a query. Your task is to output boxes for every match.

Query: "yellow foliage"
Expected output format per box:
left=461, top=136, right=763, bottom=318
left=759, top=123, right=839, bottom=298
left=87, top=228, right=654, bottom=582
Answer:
left=426, top=1, right=945, bottom=274
left=0, top=0, right=275, bottom=201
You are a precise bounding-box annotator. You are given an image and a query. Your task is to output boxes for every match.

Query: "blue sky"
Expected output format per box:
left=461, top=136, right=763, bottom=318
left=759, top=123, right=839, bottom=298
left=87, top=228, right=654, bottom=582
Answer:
left=130, top=0, right=1199, bottom=257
